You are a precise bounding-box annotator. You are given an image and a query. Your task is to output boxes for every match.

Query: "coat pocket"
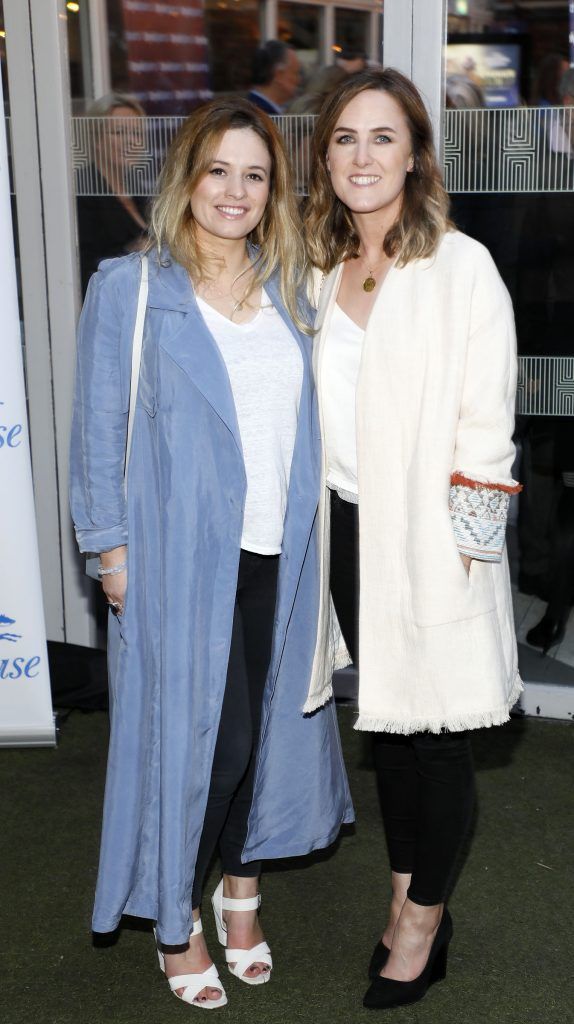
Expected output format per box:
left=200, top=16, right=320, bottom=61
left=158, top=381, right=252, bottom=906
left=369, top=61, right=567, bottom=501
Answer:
left=409, top=510, right=497, bottom=628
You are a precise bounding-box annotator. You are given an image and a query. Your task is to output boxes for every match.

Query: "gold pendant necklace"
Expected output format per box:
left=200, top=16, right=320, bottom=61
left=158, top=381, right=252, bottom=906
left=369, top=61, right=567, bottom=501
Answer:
left=360, top=252, right=380, bottom=293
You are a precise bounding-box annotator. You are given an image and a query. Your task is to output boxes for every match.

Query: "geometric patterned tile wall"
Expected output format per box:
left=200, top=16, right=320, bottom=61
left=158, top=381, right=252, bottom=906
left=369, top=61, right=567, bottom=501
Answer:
left=516, top=358, right=574, bottom=417
left=70, top=108, right=574, bottom=197
left=7, top=109, right=573, bottom=198
left=444, top=106, right=574, bottom=193
left=71, top=115, right=317, bottom=197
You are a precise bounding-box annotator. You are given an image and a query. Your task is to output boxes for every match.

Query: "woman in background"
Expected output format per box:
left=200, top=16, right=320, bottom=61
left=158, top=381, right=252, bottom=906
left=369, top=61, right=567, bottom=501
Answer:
left=77, top=92, right=148, bottom=294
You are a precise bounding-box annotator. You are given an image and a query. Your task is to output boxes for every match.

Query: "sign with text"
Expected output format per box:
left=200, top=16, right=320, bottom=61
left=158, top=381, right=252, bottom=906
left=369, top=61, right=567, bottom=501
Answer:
left=0, top=76, right=55, bottom=747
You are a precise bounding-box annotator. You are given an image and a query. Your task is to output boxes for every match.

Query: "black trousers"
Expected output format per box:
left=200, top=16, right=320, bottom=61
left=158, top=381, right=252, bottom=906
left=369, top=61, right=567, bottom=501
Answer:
left=330, top=490, right=475, bottom=906
left=191, top=549, right=279, bottom=909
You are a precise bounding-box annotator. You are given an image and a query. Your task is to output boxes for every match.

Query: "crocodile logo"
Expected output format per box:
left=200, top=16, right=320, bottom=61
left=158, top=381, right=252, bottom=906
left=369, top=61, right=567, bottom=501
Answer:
left=0, top=614, right=22, bottom=643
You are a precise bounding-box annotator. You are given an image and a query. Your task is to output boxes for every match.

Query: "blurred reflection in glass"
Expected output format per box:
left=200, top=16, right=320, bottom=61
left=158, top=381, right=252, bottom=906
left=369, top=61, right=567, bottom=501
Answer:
left=290, top=66, right=348, bottom=195
left=290, top=65, right=348, bottom=114
left=77, top=93, right=148, bottom=295
left=533, top=52, right=569, bottom=107
left=517, top=65, right=574, bottom=651
left=522, top=226, right=574, bottom=651
left=445, top=73, right=514, bottom=275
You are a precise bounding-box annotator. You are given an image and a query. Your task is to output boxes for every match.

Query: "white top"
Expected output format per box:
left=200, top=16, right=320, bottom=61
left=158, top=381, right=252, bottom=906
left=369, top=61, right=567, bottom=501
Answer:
left=322, top=302, right=365, bottom=497
left=196, top=289, right=303, bottom=554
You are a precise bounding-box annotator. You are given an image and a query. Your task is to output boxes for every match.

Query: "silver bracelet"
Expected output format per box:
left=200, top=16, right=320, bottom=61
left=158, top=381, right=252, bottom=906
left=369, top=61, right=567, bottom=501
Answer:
left=98, top=561, right=127, bottom=578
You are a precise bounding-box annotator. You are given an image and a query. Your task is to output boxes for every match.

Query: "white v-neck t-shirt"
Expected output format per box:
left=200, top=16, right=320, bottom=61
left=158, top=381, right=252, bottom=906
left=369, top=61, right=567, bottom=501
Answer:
left=196, top=289, right=303, bottom=554
left=322, top=302, right=365, bottom=498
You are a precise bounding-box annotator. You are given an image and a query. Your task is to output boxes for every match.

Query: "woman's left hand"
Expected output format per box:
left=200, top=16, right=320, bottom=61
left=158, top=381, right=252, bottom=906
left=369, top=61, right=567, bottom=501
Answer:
left=460, top=553, right=472, bottom=576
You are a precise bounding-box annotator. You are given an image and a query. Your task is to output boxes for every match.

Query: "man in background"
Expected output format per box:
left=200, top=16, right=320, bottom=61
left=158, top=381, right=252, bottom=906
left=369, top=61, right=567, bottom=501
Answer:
left=248, top=41, right=301, bottom=114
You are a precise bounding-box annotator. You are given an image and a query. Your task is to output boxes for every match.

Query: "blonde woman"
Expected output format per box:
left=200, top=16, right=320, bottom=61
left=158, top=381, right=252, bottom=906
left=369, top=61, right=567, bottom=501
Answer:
left=77, top=92, right=148, bottom=294
left=304, top=69, right=522, bottom=1010
left=70, top=97, right=353, bottom=1009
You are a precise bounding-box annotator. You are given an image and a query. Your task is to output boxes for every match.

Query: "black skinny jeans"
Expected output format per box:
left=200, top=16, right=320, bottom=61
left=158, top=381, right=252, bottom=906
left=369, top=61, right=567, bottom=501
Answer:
left=330, top=490, right=475, bottom=906
left=191, top=549, right=279, bottom=909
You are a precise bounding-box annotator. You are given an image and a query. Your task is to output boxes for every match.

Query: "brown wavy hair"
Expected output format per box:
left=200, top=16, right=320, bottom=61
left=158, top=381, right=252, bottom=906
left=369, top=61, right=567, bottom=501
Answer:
left=148, top=97, right=308, bottom=331
left=304, top=67, right=452, bottom=272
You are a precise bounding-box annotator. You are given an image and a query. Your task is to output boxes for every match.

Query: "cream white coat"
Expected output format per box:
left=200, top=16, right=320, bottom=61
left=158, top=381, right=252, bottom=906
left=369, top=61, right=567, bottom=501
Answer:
left=304, top=231, right=523, bottom=733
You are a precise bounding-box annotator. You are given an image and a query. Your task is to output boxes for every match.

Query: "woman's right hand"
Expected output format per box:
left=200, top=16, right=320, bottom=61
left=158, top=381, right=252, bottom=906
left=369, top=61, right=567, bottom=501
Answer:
left=100, top=545, right=128, bottom=615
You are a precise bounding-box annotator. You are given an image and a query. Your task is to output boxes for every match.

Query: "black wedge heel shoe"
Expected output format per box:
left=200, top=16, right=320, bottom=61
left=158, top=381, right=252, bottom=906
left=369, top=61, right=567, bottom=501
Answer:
left=368, top=940, right=390, bottom=980
left=362, top=908, right=453, bottom=1010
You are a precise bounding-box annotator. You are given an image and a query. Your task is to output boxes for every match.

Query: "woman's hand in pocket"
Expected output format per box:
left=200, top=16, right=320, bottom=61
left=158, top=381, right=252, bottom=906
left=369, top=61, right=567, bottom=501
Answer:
left=460, top=553, right=472, bottom=577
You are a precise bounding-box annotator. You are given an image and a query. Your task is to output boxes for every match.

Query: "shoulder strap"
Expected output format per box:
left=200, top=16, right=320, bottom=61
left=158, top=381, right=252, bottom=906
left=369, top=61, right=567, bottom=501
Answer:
left=124, top=254, right=148, bottom=487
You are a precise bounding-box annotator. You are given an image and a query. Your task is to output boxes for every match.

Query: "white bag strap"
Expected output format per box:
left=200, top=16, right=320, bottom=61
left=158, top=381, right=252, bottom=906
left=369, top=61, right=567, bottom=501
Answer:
left=124, top=254, right=149, bottom=487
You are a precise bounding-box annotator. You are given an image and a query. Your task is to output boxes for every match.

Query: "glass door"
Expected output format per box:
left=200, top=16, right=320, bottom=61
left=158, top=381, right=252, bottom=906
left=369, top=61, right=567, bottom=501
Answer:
left=445, top=1, right=574, bottom=704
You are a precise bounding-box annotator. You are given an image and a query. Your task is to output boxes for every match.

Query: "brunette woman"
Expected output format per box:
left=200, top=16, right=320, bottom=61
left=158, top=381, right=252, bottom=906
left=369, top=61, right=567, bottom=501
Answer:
left=303, top=68, right=521, bottom=1010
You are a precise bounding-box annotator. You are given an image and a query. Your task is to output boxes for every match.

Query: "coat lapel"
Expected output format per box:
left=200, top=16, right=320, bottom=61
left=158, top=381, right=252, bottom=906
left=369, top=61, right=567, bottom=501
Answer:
left=264, top=273, right=318, bottom=513
left=146, top=252, right=242, bottom=454
left=313, top=265, right=343, bottom=381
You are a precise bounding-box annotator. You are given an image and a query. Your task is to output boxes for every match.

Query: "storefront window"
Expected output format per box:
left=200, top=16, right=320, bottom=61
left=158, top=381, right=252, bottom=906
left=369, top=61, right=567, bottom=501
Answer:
left=334, top=8, right=370, bottom=63
left=447, top=0, right=572, bottom=106
left=67, top=1, right=85, bottom=104
left=204, top=0, right=263, bottom=94
left=105, top=0, right=211, bottom=114
left=106, top=0, right=129, bottom=93
left=445, top=1, right=574, bottom=684
left=278, top=2, right=322, bottom=79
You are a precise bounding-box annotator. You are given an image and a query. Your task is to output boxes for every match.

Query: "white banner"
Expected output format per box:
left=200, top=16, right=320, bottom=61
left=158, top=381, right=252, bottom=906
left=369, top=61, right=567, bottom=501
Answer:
left=0, top=74, right=55, bottom=747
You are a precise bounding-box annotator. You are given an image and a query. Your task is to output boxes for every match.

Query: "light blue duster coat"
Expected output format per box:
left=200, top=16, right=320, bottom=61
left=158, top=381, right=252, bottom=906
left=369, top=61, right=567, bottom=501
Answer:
left=70, top=250, right=354, bottom=945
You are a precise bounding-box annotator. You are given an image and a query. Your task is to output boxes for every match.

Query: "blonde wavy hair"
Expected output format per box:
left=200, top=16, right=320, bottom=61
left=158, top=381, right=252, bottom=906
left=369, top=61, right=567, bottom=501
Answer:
left=304, top=68, right=452, bottom=272
left=86, top=92, right=146, bottom=118
left=148, top=98, right=308, bottom=331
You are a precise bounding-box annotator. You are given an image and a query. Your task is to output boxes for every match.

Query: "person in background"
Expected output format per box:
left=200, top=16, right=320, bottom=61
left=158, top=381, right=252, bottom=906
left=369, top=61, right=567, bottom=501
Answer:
left=77, top=93, right=148, bottom=295
left=533, top=52, right=569, bottom=107
left=560, top=66, right=574, bottom=108
left=335, top=47, right=367, bottom=75
left=304, top=67, right=522, bottom=1011
left=247, top=40, right=301, bottom=114
left=546, top=66, right=574, bottom=157
left=445, top=73, right=485, bottom=110
left=70, top=96, right=353, bottom=1010
left=290, top=65, right=348, bottom=115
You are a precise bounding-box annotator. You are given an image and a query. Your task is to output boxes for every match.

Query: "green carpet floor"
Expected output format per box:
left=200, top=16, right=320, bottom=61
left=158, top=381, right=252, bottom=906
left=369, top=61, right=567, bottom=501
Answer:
left=1, top=707, right=572, bottom=1023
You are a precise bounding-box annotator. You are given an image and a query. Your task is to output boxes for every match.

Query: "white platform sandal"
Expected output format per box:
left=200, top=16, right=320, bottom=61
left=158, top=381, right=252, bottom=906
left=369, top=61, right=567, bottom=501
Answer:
left=155, top=918, right=228, bottom=1009
left=211, top=879, right=272, bottom=986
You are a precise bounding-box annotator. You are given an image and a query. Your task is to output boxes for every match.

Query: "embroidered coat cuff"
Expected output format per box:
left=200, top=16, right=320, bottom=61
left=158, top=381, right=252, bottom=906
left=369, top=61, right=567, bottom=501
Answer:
left=449, top=472, right=522, bottom=562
